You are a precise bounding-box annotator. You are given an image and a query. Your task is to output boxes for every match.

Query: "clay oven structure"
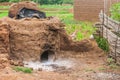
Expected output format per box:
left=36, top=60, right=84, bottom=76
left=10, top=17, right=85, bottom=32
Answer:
left=8, top=18, right=61, bottom=61
left=0, top=17, right=63, bottom=62
left=0, top=2, right=61, bottom=62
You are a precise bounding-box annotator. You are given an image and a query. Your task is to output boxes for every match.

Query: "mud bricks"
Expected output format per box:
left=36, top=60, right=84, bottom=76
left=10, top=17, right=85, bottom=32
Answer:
left=74, top=0, right=120, bottom=22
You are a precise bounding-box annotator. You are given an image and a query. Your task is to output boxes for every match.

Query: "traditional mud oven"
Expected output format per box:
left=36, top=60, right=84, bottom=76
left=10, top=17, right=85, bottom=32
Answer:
left=0, top=2, right=61, bottom=62
left=0, top=2, right=93, bottom=63
left=8, top=17, right=61, bottom=62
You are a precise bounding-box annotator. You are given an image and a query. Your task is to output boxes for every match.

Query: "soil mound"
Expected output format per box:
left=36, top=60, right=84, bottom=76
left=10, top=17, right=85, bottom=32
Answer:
left=59, top=29, right=94, bottom=52
left=0, top=2, right=12, bottom=6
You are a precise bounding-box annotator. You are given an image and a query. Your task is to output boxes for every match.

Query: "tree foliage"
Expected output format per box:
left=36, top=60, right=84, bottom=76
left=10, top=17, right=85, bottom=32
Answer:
left=63, top=0, right=73, bottom=4
left=0, top=0, right=9, bottom=2
left=0, top=0, right=73, bottom=5
left=32, top=0, right=64, bottom=5
left=9, top=0, right=19, bottom=2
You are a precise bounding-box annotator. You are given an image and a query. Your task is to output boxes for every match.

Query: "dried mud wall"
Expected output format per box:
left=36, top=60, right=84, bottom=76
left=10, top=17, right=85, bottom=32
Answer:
left=0, top=20, right=10, bottom=69
left=3, top=17, right=62, bottom=61
left=0, top=17, right=94, bottom=61
left=74, top=0, right=120, bottom=22
left=0, top=21, right=9, bottom=54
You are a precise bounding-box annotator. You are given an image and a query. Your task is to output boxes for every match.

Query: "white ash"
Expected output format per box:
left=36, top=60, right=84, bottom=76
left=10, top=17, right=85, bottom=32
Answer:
left=24, top=58, right=75, bottom=71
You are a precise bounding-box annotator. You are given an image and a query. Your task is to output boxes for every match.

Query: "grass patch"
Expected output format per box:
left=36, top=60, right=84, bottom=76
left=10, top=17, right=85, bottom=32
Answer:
left=0, top=6, right=9, bottom=9
left=109, top=63, right=119, bottom=69
left=76, top=31, right=84, bottom=40
left=98, top=67, right=106, bottom=71
left=13, top=66, right=33, bottom=73
left=106, top=58, right=120, bottom=69
left=0, top=12, right=8, bottom=18
left=84, top=68, right=94, bottom=72
left=40, top=5, right=73, bottom=9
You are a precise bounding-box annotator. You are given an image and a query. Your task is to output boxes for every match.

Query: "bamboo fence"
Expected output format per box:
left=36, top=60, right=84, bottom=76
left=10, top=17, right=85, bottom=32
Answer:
left=99, top=11, right=120, bottom=65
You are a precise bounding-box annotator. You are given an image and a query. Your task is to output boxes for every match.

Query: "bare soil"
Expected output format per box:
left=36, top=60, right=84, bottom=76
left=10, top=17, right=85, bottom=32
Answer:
left=0, top=2, right=12, bottom=6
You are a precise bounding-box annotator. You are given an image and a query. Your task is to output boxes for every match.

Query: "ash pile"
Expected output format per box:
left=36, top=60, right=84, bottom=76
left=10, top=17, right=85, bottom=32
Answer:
left=0, top=2, right=94, bottom=69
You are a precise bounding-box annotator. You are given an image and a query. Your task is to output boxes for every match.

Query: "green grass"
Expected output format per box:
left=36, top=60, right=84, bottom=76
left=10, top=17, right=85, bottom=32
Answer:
left=0, top=5, right=95, bottom=40
left=0, top=6, right=9, bottom=9
left=0, top=5, right=9, bottom=18
left=13, top=66, right=33, bottom=73
left=40, top=5, right=73, bottom=9
left=0, top=12, right=8, bottom=18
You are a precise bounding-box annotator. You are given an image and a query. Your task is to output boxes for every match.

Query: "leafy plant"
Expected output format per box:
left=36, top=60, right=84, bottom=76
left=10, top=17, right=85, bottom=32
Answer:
left=9, top=0, right=20, bottom=2
left=63, top=0, right=73, bottom=5
left=76, top=32, right=84, bottom=40
left=0, top=0, right=9, bottom=2
left=110, top=3, right=120, bottom=21
left=13, top=66, right=33, bottom=73
left=95, top=36, right=109, bottom=52
left=107, top=58, right=115, bottom=64
left=107, top=58, right=120, bottom=69
left=109, top=63, right=119, bottom=69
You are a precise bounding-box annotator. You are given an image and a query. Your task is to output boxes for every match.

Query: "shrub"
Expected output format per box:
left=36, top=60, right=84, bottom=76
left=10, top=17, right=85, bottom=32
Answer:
left=0, top=0, right=9, bottom=2
left=63, top=0, right=73, bottom=5
left=95, top=36, right=109, bottom=52
left=9, top=0, right=19, bottom=2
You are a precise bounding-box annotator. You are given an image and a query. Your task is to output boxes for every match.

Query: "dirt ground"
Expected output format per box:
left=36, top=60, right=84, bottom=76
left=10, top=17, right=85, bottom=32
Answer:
left=0, top=40, right=119, bottom=80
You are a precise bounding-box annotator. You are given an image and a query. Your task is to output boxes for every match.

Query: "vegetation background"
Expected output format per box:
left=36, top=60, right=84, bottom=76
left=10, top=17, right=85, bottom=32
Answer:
left=0, top=0, right=73, bottom=5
